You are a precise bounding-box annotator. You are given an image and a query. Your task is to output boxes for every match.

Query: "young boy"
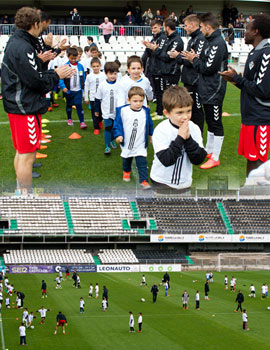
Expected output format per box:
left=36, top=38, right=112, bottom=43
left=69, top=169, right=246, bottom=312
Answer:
left=138, top=312, right=143, bottom=332
left=95, top=282, right=99, bottom=298
left=129, top=311, right=135, bottom=332
left=19, top=322, right=27, bottom=346
left=80, top=297, right=85, bottom=313
left=182, top=290, right=189, bottom=309
left=37, top=306, right=50, bottom=324
left=95, top=62, right=119, bottom=154
left=77, top=274, right=81, bottom=288
left=262, top=283, right=267, bottom=299
left=195, top=290, right=200, bottom=310
left=224, top=275, right=228, bottom=290
left=150, top=86, right=206, bottom=192
left=113, top=86, right=153, bottom=189
left=27, top=312, right=36, bottom=329
left=54, top=311, right=68, bottom=335
left=116, top=56, right=153, bottom=107
left=102, top=297, right=107, bottom=312
left=81, top=46, right=92, bottom=75
left=5, top=295, right=10, bottom=309
left=89, top=283, right=93, bottom=297
left=22, top=308, right=29, bottom=325
left=141, top=275, right=147, bottom=287
left=242, top=309, right=249, bottom=331
left=59, top=47, right=87, bottom=129
left=249, top=284, right=256, bottom=298
left=41, top=280, right=47, bottom=298
left=165, top=281, right=169, bottom=296
left=56, top=275, right=62, bottom=289
left=84, top=57, right=106, bottom=135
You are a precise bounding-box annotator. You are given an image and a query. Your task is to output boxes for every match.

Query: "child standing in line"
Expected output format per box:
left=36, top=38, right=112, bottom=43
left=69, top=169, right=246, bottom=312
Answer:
left=95, top=62, right=119, bottom=154
left=165, top=281, right=169, bottom=296
left=150, top=86, right=206, bottom=192
left=242, top=309, right=249, bottom=331
left=5, top=295, right=10, bottom=309
left=84, top=57, right=106, bottom=135
left=113, top=86, right=153, bottom=189
left=138, top=312, right=143, bottom=332
left=59, top=47, right=87, bottom=129
left=41, top=280, right=47, bottom=298
left=129, top=311, right=135, bottom=332
left=95, top=283, right=99, bottom=298
left=80, top=297, right=85, bottom=313
left=195, top=290, right=200, bottom=310
left=89, top=283, right=93, bottom=298
left=116, top=55, right=153, bottom=107
left=102, top=297, right=107, bottom=312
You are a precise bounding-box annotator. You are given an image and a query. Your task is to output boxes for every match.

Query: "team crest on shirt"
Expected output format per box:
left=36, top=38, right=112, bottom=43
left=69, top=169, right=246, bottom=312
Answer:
left=249, top=61, right=254, bottom=70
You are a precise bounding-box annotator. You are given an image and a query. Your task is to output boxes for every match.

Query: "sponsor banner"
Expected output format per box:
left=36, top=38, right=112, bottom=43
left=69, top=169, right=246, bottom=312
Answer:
left=54, top=265, right=96, bottom=273
left=9, top=265, right=54, bottom=274
left=97, top=265, right=140, bottom=273
left=151, top=234, right=270, bottom=243
left=140, top=264, right=181, bottom=272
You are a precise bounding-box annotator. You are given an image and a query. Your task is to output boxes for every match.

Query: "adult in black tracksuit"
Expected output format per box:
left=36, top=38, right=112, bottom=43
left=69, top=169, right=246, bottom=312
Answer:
left=163, top=272, right=170, bottom=289
left=1, top=7, right=73, bottom=193
left=182, top=13, right=228, bottom=169
left=235, top=290, right=244, bottom=312
left=151, top=283, right=159, bottom=303
left=150, top=18, right=183, bottom=117
left=142, top=19, right=166, bottom=116
left=171, top=15, right=206, bottom=133
left=220, top=14, right=270, bottom=177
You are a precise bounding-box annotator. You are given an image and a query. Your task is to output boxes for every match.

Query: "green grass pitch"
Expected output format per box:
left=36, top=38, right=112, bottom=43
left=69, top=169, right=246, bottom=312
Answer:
left=0, top=83, right=246, bottom=193
left=1, top=271, right=270, bottom=350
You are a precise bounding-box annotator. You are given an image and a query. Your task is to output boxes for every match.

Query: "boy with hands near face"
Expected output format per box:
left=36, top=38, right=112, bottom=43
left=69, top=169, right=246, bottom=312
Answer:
left=150, top=86, right=207, bottom=192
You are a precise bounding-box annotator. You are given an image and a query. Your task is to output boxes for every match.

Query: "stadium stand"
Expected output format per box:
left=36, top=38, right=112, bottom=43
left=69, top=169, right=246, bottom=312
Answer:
left=133, top=250, right=187, bottom=263
left=98, top=249, right=138, bottom=264
left=0, top=196, right=68, bottom=235
left=137, top=198, right=227, bottom=234
left=68, top=197, right=136, bottom=235
left=224, top=200, right=270, bottom=234
left=3, top=249, right=94, bottom=264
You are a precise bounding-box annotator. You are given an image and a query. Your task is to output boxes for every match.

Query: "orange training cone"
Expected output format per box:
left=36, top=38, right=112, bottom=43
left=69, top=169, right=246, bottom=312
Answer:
left=69, top=133, right=82, bottom=139
left=222, top=112, right=231, bottom=117
left=41, top=139, right=51, bottom=144
left=40, top=145, right=48, bottom=150
left=36, top=152, right=48, bottom=159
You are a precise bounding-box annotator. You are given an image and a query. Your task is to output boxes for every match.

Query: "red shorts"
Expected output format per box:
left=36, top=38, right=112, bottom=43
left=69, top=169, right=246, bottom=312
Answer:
left=238, top=124, right=270, bottom=162
left=58, top=320, right=65, bottom=326
left=66, top=273, right=70, bottom=276
left=8, top=113, right=41, bottom=154
left=42, top=289, right=46, bottom=293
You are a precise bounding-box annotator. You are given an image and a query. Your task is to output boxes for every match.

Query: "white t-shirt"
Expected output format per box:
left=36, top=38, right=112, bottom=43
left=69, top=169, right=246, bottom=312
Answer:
left=262, top=285, right=267, bottom=294
left=0, top=292, right=3, bottom=300
left=196, top=292, right=200, bottom=301
left=95, top=285, right=99, bottom=294
left=28, top=314, right=34, bottom=323
left=242, top=313, right=248, bottom=322
left=80, top=300, right=85, bottom=308
left=56, top=277, right=61, bottom=284
left=77, top=276, right=80, bottom=283
left=89, top=285, right=93, bottom=293
left=4, top=279, right=9, bottom=287
left=129, top=314, right=134, bottom=327
left=38, top=309, right=48, bottom=318
left=22, top=311, right=28, bottom=320
left=70, top=66, right=81, bottom=92
left=224, top=277, right=228, bottom=284
left=150, top=119, right=203, bottom=189
left=5, top=297, right=9, bottom=305
left=96, top=80, right=119, bottom=119
left=54, top=55, right=68, bottom=68
left=84, top=72, right=106, bottom=101
left=19, top=326, right=26, bottom=337
left=142, top=276, right=146, bottom=283
left=102, top=300, right=107, bottom=309
left=116, top=75, right=153, bottom=107
left=230, top=280, right=235, bottom=287
left=138, top=315, right=142, bottom=323
left=118, top=105, right=148, bottom=158
left=250, top=285, right=255, bottom=292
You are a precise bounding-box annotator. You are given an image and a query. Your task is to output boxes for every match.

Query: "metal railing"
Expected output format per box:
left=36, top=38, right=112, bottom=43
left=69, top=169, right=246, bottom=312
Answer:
left=0, top=24, right=245, bottom=39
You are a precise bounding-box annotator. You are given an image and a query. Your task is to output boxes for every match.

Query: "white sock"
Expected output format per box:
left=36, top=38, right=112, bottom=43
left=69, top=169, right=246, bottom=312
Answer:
left=212, top=135, right=224, bottom=161
left=16, top=178, right=20, bottom=190
left=205, top=131, right=214, bottom=154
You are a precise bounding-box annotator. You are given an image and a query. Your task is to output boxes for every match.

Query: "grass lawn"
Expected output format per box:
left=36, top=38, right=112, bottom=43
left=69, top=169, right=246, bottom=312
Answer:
left=1, top=270, right=270, bottom=350
left=0, top=83, right=244, bottom=193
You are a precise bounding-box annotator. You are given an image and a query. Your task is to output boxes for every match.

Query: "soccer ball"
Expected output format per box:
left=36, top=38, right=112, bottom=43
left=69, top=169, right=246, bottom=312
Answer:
left=267, top=307, right=270, bottom=310
left=141, top=298, right=145, bottom=302
left=30, top=326, right=34, bottom=329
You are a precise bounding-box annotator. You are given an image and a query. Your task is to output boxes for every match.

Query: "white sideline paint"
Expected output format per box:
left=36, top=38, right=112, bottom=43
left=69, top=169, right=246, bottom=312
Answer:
left=0, top=312, right=6, bottom=350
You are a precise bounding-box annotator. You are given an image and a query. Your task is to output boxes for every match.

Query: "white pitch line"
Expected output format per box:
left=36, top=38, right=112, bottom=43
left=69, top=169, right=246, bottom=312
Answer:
left=0, top=312, right=6, bottom=350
